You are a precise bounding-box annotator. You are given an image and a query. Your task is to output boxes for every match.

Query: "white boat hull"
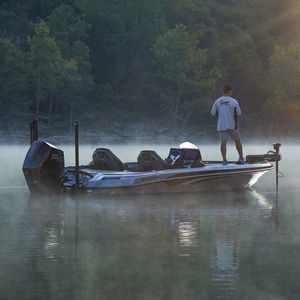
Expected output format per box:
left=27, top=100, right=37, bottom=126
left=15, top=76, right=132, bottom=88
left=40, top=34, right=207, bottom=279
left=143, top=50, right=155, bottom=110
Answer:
left=85, top=163, right=272, bottom=194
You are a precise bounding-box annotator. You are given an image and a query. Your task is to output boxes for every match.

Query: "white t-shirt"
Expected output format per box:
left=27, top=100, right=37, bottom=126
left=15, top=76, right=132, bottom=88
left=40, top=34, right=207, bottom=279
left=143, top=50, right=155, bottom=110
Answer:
left=210, top=96, right=241, bottom=131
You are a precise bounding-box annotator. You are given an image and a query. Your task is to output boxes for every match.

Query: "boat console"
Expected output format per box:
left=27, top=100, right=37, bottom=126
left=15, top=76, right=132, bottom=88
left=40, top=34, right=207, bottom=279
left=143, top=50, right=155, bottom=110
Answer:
left=166, top=148, right=203, bottom=168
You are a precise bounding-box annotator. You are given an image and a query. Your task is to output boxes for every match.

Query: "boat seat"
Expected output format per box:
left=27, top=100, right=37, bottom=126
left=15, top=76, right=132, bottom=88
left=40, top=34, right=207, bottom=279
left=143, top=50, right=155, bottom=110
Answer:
left=90, top=148, right=124, bottom=171
left=137, top=150, right=167, bottom=171
left=166, top=148, right=203, bottom=168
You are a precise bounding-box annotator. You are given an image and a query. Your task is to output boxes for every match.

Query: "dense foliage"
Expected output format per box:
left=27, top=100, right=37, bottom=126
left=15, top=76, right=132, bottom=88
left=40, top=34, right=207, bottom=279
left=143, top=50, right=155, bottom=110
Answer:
left=1, top=0, right=300, bottom=134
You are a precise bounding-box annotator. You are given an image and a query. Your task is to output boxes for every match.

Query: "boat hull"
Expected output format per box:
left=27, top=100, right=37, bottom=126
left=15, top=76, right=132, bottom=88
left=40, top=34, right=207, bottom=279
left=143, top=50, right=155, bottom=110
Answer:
left=84, top=163, right=272, bottom=194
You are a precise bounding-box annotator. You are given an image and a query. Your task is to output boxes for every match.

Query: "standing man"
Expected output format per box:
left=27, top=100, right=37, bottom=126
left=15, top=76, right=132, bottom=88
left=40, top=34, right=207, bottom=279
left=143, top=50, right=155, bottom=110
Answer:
left=211, top=85, right=245, bottom=165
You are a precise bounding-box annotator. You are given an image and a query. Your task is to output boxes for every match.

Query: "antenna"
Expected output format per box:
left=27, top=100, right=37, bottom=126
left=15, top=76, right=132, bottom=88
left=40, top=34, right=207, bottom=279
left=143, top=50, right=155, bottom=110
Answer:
left=30, top=119, right=38, bottom=144
left=75, top=121, right=79, bottom=189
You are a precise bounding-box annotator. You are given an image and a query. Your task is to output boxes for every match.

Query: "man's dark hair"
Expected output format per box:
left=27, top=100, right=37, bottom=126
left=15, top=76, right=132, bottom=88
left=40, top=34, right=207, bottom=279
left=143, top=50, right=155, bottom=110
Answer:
left=223, top=85, right=233, bottom=94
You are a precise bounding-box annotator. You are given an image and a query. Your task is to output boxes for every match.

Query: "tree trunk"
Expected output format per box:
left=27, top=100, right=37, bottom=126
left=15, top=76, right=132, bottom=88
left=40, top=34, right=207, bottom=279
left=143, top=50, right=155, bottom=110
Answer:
left=70, top=102, right=73, bottom=134
left=36, top=58, right=41, bottom=120
left=182, top=110, right=193, bottom=132
left=173, top=90, right=180, bottom=127
left=36, top=73, right=40, bottom=119
left=54, top=96, right=60, bottom=114
left=47, top=95, right=53, bottom=129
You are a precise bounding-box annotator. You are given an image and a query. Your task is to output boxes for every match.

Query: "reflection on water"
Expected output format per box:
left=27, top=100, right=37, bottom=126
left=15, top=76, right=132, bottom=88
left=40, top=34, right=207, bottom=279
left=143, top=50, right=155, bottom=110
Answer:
left=179, top=222, right=198, bottom=256
left=44, top=214, right=65, bottom=261
left=174, top=189, right=276, bottom=298
left=251, top=188, right=273, bottom=211
left=211, top=217, right=240, bottom=299
left=1, top=144, right=300, bottom=299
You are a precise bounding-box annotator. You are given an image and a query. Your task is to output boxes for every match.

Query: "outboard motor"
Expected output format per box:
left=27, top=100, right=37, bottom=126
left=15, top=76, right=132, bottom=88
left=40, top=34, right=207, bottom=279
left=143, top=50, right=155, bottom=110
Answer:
left=22, top=141, right=64, bottom=193
left=137, top=150, right=167, bottom=171
left=90, top=148, right=124, bottom=171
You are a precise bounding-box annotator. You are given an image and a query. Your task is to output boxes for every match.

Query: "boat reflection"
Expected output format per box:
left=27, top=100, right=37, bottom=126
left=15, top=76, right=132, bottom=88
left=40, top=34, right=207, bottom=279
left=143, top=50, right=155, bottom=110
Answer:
left=174, top=189, right=278, bottom=298
left=44, top=215, right=64, bottom=261
left=249, top=188, right=273, bottom=213
left=178, top=222, right=198, bottom=256
left=25, top=187, right=279, bottom=299
left=179, top=222, right=198, bottom=248
left=210, top=217, right=240, bottom=298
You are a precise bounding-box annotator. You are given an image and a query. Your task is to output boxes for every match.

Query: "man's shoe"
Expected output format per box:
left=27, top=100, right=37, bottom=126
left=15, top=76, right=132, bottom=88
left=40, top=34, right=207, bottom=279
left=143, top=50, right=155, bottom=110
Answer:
left=222, top=160, right=228, bottom=165
left=236, top=157, right=246, bottom=165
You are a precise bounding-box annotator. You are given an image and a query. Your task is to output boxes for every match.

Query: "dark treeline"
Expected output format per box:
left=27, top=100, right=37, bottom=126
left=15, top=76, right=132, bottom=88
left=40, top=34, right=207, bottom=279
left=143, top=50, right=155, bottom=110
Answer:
left=1, top=0, right=300, bottom=135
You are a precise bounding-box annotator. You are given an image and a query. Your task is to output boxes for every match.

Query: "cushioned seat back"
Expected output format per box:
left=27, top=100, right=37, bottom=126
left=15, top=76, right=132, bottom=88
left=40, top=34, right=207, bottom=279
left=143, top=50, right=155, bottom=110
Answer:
left=91, top=148, right=124, bottom=171
left=166, top=148, right=202, bottom=168
left=137, top=150, right=167, bottom=171
left=182, top=148, right=202, bottom=167
left=183, top=148, right=201, bottom=161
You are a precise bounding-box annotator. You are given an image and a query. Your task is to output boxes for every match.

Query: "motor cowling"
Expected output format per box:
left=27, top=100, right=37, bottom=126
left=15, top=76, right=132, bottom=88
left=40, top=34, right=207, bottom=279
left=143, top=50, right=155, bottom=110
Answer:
left=22, top=141, right=64, bottom=193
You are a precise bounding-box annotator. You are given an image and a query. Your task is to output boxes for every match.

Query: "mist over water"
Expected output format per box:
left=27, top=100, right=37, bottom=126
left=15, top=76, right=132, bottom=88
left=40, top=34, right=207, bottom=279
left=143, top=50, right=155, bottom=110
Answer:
left=1, top=143, right=300, bottom=299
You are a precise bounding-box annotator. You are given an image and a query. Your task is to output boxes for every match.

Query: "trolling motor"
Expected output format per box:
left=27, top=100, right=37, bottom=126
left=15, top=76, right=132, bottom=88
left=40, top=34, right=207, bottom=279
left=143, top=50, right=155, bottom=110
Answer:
left=246, top=143, right=282, bottom=188
left=246, top=143, right=281, bottom=163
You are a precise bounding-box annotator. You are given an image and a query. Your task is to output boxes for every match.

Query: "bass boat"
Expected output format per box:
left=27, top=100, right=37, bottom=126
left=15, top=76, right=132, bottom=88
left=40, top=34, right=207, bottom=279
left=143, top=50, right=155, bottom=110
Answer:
left=22, top=138, right=281, bottom=194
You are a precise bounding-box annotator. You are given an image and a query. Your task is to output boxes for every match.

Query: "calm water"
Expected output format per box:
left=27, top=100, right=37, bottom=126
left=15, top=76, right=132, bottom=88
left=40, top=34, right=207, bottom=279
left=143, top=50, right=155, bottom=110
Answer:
left=0, top=143, right=300, bottom=300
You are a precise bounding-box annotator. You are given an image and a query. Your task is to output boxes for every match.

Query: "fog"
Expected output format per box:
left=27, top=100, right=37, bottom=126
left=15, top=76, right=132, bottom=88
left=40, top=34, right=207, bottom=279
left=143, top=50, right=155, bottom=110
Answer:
left=1, top=143, right=300, bottom=299
left=1, top=141, right=299, bottom=193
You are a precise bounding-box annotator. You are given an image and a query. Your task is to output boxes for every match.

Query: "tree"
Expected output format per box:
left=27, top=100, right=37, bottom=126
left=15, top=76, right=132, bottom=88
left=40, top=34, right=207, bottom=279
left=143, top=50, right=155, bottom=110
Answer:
left=153, top=24, right=220, bottom=129
left=48, top=4, right=93, bottom=130
left=27, top=20, right=78, bottom=121
left=0, top=38, right=30, bottom=111
left=266, top=43, right=300, bottom=127
left=75, top=0, right=165, bottom=119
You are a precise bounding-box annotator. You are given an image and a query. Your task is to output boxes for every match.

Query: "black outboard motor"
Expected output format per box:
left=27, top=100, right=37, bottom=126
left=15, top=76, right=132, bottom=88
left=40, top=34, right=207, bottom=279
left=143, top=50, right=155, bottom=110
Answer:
left=22, top=141, right=65, bottom=193
left=90, top=148, right=124, bottom=171
left=137, top=150, right=167, bottom=171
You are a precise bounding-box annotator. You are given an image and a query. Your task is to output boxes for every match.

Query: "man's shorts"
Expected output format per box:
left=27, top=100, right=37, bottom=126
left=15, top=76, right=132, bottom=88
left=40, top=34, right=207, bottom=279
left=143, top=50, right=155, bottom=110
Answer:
left=219, top=129, right=241, bottom=142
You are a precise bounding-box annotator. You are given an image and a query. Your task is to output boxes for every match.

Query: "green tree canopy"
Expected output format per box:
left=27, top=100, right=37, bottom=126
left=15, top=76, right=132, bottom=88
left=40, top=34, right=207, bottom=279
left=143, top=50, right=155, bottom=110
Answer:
left=0, top=38, right=30, bottom=111
left=48, top=4, right=93, bottom=116
left=266, top=43, right=300, bottom=126
left=153, top=24, right=220, bottom=128
left=27, top=20, right=78, bottom=119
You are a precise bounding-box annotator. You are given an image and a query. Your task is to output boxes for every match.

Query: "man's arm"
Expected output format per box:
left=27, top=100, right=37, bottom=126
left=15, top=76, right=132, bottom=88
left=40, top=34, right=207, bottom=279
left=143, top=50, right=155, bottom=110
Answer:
left=211, top=101, right=218, bottom=116
left=235, top=102, right=241, bottom=116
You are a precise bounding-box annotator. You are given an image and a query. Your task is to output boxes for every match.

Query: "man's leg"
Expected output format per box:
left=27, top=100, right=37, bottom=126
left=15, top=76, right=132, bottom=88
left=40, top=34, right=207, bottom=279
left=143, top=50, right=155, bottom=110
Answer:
left=219, top=131, right=228, bottom=162
left=221, top=140, right=227, bottom=161
left=228, top=130, right=244, bottom=160
left=235, top=139, right=243, bottom=158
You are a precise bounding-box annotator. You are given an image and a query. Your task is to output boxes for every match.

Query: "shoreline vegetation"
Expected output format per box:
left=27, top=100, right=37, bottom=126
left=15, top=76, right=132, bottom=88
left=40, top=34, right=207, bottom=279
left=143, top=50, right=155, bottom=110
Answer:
left=0, top=113, right=296, bottom=145
left=1, top=1, right=300, bottom=140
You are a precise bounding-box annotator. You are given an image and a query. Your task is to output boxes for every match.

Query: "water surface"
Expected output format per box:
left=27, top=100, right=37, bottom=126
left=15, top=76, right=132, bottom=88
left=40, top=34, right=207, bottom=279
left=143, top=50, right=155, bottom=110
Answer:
left=0, top=143, right=299, bottom=299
